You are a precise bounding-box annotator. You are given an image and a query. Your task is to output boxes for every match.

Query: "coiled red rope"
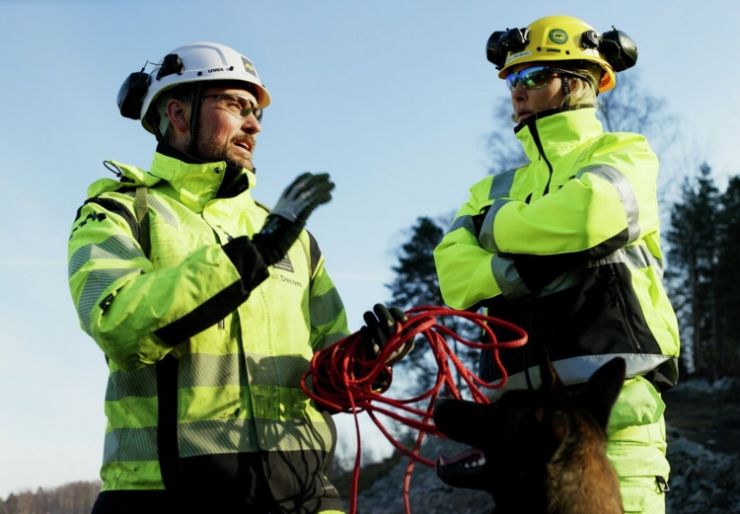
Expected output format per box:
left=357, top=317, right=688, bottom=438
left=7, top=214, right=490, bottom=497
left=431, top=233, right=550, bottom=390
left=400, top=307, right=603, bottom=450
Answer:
left=299, top=305, right=528, bottom=514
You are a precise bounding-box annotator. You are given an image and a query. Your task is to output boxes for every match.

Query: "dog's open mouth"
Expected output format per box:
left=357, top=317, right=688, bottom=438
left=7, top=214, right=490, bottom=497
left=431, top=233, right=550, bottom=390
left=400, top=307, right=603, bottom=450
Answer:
left=436, top=448, right=489, bottom=490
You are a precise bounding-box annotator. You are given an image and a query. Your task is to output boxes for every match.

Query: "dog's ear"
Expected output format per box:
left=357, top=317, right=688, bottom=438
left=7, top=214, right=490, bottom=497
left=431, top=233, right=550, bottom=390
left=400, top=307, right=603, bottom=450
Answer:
left=433, top=398, right=494, bottom=448
left=574, top=357, right=626, bottom=430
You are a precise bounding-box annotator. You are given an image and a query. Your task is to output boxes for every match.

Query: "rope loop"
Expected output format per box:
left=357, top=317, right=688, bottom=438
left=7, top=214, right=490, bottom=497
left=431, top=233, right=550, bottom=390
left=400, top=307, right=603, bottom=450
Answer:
left=299, top=305, right=528, bottom=514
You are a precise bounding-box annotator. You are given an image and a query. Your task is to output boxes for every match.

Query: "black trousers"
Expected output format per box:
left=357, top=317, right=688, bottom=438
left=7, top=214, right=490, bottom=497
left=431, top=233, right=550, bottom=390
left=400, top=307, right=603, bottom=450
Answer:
left=91, top=490, right=281, bottom=514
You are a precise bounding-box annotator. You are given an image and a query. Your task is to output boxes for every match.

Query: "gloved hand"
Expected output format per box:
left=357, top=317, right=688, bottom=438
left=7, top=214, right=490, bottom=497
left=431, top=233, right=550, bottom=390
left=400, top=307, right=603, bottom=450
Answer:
left=360, top=304, right=414, bottom=366
left=272, top=172, right=335, bottom=224
left=252, top=172, right=334, bottom=266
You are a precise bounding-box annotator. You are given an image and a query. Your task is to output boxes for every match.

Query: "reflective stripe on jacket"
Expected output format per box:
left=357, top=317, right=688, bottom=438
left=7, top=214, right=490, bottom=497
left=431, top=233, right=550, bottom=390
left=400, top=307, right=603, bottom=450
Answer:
left=434, top=107, right=680, bottom=390
left=68, top=149, right=348, bottom=511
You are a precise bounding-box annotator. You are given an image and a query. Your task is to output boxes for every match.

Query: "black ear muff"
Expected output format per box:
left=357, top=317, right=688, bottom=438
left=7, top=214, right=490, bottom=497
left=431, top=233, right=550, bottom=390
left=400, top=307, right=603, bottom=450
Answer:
left=599, top=28, right=638, bottom=72
left=117, top=71, right=150, bottom=120
left=486, top=27, right=529, bottom=69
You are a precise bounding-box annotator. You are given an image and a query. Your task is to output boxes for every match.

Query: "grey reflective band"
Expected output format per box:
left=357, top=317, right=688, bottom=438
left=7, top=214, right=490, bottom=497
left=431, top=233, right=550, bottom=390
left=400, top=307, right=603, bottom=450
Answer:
left=103, top=426, right=159, bottom=463
left=446, top=214, right=476, bottom=236
left=484, top=353, right=673, bottom=400
left=78, top=268, right=139, bottom=331
left=68, top=235, right=145, bottom=277
left=179, top=352, right=242, bottom=389
left=590, top=244, right=662, bottom=272
left=246, top=353, right=310, bottom=387
left=146, top=194, right=179, bottom=228
left=309, top=287, right=344, bottom=327
left=106, top=365, right=158, bottom=401
left=491, top=254, right=530, bottom=299
left=251, top=417, right=333, bottom=453
left=478, top=168, right=517, bottom=251
left=488, top=168, right=517, bottom=200
left=577, top=164, right=641, bottom=244
left=528, top=244, right=664, bottom=299
left=478, top=198, right=509, bottom=252
left=179, top=418, right=260, bottom=456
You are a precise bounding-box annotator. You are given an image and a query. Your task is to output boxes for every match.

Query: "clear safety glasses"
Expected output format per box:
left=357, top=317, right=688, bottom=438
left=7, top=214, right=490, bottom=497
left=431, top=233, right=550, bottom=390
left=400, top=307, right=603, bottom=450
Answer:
left=202, top=93, right=263, bottom=122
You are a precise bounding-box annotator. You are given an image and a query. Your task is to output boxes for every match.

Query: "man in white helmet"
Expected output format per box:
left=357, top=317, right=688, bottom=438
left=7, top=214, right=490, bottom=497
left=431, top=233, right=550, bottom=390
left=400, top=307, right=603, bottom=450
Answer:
left=68, top=42, right=405, bottom=514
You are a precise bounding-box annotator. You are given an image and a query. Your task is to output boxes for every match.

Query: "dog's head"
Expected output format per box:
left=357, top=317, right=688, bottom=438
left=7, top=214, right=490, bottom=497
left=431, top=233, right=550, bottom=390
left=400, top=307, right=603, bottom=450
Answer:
left=433, top=357, right=626, bottom=506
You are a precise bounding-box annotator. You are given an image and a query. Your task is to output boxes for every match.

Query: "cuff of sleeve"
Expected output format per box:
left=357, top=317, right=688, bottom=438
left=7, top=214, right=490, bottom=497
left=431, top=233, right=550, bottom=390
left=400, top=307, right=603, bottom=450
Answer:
left=223, top=236, right=270, bottom=291
left=492, top=254, right=531, bottom=299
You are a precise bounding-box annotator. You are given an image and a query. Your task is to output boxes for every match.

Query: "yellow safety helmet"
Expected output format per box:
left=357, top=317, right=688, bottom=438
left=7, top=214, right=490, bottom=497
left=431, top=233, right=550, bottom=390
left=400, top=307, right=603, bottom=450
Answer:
left=486, top=15, right=638, bottom=93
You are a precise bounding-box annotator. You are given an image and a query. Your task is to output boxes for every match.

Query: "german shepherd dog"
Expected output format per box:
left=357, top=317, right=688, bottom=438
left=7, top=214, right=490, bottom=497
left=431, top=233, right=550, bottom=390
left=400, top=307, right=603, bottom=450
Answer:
left=433, top=357, right=626, bottom=514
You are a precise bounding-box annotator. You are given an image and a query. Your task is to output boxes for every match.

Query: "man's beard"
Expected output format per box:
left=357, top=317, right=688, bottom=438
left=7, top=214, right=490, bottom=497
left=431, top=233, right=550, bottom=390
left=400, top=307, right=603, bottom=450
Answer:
left=193, top=135, right=254, bottom=170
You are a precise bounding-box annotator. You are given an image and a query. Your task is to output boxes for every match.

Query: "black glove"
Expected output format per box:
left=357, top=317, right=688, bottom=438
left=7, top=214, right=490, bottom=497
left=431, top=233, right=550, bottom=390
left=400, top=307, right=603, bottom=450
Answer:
left=252, top=172, right=334, bottom=266
left=360, top=304, right=413, bottom=366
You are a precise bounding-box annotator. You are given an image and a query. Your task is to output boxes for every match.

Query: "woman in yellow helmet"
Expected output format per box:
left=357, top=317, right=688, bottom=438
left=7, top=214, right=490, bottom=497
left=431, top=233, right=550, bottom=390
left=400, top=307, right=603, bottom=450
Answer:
left=434, top=15, right=679, bottom=514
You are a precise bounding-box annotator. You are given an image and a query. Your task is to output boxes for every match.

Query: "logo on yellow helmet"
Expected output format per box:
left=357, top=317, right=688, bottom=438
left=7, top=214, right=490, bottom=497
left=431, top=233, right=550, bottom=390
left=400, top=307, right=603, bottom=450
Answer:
left=548, top=29, right=568, bottom=45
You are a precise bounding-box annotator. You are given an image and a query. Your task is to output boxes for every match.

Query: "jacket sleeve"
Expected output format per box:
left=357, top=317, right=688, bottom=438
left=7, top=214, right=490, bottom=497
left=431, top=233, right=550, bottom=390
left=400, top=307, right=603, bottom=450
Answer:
left=68, top=195, right=268, bottom=370
left=303, top=232, right=349, bottom=350
left=478, top=134, right=660, bottom=259
left=434, top=176, right=530, bottom=310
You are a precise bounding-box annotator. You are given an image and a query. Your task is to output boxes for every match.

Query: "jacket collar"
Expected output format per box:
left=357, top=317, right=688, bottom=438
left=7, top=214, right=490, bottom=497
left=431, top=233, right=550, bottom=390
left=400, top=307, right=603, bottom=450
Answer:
left=149, top=143, right=256, bottom=212
left=514, top=107, right=603, bottom=164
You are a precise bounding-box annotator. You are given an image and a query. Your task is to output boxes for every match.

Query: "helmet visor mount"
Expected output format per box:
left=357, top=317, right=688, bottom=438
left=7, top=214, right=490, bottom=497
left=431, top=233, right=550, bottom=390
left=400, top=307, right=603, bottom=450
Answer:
left=487, top=28, right=529, bottom=69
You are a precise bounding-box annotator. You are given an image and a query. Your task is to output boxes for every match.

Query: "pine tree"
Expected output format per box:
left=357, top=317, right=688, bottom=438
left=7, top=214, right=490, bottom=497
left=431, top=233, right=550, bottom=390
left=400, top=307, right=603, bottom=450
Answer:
left=716, top=176, right=740, bottom=374
left=386, top=216, right=479, bottom=390
left=666, top=163, right=721, bottom=378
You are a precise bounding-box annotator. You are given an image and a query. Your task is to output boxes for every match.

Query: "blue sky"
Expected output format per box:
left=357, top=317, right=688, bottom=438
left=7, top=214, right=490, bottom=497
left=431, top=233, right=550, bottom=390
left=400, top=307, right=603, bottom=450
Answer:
left=1, top=0, right=739, bottom=497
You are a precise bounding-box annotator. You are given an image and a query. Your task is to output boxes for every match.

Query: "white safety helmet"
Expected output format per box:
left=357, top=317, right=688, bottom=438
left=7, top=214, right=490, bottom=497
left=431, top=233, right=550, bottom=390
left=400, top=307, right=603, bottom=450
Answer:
left=118, top=41, right=271, bottom=134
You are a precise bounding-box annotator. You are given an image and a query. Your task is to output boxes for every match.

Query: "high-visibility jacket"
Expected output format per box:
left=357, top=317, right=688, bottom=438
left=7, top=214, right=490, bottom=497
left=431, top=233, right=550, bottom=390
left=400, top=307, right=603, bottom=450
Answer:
left=434, top=107, right=680, bottom=482
left=68, top=145, right=348, bottom=512
left=435, top=106, right=679, bottom=387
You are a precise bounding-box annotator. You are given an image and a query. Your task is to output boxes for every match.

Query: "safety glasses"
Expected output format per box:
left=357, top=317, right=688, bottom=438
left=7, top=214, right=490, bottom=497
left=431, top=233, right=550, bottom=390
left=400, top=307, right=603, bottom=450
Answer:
left=202, top=93, right=263, bottom=122
left=505, top=66, right=564, bottom=91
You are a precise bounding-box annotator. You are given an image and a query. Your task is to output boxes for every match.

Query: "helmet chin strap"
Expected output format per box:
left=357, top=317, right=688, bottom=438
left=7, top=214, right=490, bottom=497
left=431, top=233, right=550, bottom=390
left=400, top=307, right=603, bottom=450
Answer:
left=186, top=82, right=204, bottom=158
left=560, top=76, right=572, bottom=108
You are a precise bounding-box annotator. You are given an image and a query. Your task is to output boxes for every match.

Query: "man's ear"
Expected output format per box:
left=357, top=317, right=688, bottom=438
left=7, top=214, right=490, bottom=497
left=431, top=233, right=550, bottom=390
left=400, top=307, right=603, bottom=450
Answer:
left=165, top=98, right=190, bottom=135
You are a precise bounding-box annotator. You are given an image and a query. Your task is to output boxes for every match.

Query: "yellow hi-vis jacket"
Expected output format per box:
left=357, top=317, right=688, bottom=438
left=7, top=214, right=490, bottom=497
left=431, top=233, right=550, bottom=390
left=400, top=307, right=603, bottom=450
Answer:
left=68, top=147, right=348, bottom=512
left=435, top=107, right=679, bottom=386
left=434, top=108, right=680, bottom=483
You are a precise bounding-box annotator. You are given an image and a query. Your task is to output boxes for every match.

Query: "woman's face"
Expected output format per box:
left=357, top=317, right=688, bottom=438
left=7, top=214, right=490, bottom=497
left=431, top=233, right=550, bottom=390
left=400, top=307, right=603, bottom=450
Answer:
left=507, top=64, right=566, bottom=124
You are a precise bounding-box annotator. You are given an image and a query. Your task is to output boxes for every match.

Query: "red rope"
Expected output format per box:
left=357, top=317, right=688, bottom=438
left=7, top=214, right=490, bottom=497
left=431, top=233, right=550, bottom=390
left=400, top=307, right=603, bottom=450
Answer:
left=299, top=305, right=528, bottom=514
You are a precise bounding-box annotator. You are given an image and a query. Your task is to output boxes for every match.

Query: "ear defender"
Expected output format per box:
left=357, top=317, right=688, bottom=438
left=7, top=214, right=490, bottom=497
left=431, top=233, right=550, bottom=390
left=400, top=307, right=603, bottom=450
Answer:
left=598, top=28, right=638, bottom=72
left=117, top=71, right=150, bottom=120
left=117, top=53, right=185, bottom=121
